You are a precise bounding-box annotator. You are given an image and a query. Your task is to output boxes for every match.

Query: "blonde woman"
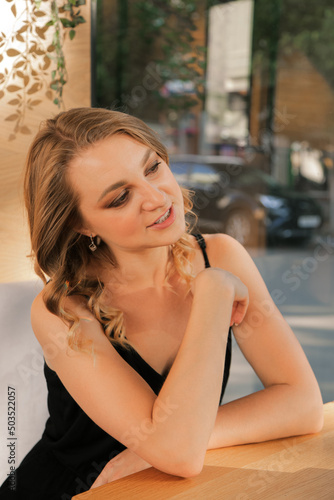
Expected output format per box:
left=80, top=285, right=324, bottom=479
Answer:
left=0, top=108, right=323, bottom=499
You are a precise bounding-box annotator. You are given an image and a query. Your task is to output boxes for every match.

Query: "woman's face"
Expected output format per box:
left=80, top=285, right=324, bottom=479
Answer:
left=68, top=134, right=186, bottom=256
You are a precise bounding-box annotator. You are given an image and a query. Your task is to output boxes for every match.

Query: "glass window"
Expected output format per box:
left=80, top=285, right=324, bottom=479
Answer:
left=95, top=0, right=334, bottom=404
left=189, top=164, right=220, bottom=185
left=169, top=162, right=190, bottom=185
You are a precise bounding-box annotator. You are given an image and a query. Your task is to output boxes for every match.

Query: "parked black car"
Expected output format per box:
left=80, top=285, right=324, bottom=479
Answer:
left=169, top=155, right=323, bottom=246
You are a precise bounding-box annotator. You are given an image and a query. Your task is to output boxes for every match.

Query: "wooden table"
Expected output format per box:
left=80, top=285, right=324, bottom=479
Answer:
left=74, top=402, right=334, bottom=499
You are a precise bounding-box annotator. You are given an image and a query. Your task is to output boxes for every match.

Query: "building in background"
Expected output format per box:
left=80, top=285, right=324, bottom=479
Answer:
left=205, top=0, right=253, bottom=154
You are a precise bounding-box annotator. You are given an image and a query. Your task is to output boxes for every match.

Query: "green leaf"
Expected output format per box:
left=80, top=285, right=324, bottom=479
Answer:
left=60, top=18, right=73, bottom=28
left=69, top=29, right=76, bottom=40
left=50, top=82, right=59, bottom=91
left=53, top=98, right=59, bottom=105
left=75, top=16, right=86, bottom=24
left=51, top=70, right=56, bottom=80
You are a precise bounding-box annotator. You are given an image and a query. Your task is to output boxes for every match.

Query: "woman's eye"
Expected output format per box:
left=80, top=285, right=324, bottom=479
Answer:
left=147, top=161, right=161, bottom=175
left=107, top=191, right=129, bottom=208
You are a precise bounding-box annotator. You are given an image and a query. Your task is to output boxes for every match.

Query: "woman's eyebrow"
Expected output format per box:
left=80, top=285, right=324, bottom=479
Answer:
left=97, top=148, right=154, bottom=203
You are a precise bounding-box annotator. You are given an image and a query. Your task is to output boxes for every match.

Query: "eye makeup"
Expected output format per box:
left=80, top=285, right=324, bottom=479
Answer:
left=105, top=159, right=162, bottom=209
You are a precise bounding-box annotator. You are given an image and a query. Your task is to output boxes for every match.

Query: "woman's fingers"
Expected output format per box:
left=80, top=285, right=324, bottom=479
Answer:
left=231, top=297, right=249, bottom=326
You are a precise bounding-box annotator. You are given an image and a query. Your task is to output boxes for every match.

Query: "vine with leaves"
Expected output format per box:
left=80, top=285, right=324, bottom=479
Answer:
left=0, top=0, right=86, bottom=140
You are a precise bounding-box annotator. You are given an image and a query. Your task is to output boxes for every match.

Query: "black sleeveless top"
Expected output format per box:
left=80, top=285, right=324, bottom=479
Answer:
left=0, top=234, right=232, bottom=499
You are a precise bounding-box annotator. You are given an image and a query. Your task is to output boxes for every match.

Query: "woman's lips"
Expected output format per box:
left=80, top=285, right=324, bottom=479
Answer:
left=148, top=205, right=176, bottom=229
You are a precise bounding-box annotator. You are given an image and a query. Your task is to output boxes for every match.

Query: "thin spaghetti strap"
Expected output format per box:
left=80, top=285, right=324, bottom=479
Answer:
left=192, top=233, right=211, bottom=268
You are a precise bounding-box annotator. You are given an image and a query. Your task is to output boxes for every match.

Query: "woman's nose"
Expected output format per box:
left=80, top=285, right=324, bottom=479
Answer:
left=140, top=182, right=167, bottom=211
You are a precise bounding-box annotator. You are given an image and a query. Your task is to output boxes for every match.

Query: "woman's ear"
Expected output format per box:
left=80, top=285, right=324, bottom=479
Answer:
left=74, top=226, right=95, bottom=238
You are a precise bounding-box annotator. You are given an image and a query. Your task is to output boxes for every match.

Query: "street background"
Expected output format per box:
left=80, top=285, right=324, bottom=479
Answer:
left=224, top=234, right=334, bottom=404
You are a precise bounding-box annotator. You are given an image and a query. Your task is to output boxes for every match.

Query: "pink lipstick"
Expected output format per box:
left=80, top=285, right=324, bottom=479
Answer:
left=148, top=205, right=176, bottom=229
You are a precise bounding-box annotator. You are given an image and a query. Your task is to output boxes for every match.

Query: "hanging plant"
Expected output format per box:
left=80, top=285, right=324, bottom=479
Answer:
left=0, top=0, right=86, bottom=140
left=48, top=0, right=86, bottom=107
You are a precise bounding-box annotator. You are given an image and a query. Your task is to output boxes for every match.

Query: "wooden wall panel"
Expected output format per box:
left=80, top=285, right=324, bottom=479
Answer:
left=0, top=1, right=91, bottom=283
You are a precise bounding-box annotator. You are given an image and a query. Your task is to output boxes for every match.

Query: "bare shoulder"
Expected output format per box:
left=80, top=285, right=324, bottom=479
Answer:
left=191, top=232, right=248, bottom=274
left=201, top=233, right=270, bottom=295
left=31, top=288, right=102, bottom=350
left=201, top=233, right=250, bottom=269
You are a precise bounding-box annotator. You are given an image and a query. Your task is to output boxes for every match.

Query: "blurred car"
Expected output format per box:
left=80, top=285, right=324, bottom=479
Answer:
left=169, top=156, right=266, bottom=246
left=169, top=155, right=324, bottom=246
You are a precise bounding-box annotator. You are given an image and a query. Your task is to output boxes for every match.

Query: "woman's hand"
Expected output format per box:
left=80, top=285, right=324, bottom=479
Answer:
left=192, top=267, right=249, bottom=327
left=90, top=448, right=152, bottom=489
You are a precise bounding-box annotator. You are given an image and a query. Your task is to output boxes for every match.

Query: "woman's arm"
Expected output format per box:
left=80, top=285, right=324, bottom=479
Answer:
left=205, top=233, right=323, bottom=449
left=31, top=267, right=248, bottom=478
left=90, top=233, right=323, bottom=487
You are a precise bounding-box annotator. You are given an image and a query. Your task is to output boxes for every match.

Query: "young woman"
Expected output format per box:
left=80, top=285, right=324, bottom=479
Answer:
left=0, top=108, right=323, bottom=499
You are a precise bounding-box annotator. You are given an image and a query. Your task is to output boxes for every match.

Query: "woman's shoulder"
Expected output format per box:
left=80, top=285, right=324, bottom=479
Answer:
left=31, top=287, right=97, bottom=345
left=199, top=233, right=261, bottom=282
left=199, top=233, right=247, bottom=263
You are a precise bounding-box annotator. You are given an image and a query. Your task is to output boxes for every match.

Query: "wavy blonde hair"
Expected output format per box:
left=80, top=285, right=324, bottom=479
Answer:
left=24, top=107, right=196, bottom=351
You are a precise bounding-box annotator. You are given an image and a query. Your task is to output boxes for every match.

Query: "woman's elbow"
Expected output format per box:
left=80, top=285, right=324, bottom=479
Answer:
left=301, top=388, right=324, bottom=434
left=177, top=458, right=204, bottom=479
left=307, top=400, right=324, bottom=434
left=168, top=461, right=204, bottom=479
left=157, top=448, right=205, bottom=479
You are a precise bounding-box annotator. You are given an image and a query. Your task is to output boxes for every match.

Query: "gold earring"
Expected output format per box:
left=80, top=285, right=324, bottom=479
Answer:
left=89, top=234, right=97, bottom=252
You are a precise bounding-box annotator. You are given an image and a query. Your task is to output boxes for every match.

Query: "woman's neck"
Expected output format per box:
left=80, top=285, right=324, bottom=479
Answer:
left=102, top=245, right=172, bottom=293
